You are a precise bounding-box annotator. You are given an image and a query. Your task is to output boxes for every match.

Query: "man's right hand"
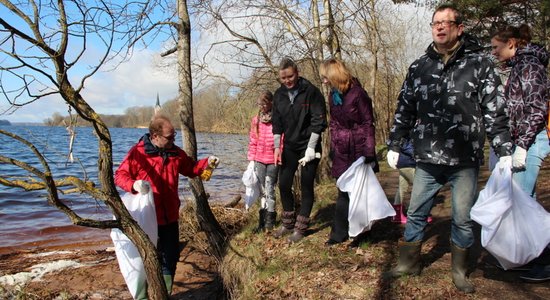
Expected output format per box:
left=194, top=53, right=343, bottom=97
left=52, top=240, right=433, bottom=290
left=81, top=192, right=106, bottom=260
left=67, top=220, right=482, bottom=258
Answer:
left=386, top=150, right=399, bottom=169
left=274, top=148, right=282, bottom=165
left=133, top=180, right=150, bottom=195
left=511, top=146, right=527, bottom=170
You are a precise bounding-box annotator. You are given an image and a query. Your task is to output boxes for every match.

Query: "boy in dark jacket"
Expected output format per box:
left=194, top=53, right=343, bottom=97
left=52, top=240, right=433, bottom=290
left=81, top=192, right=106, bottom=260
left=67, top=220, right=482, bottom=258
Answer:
left=271, top=57, right=327, bottom=243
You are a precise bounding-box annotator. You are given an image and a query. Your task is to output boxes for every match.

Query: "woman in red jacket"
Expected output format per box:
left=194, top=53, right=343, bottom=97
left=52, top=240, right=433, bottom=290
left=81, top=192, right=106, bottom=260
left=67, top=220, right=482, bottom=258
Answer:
left=247, top=90, right=281, bottom=232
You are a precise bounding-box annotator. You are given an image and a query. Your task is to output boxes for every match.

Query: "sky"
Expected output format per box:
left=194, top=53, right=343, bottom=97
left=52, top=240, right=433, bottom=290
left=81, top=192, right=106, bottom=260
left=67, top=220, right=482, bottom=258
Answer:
left=1, top=50, right=178, bottom=123
left=0, top=1, right=432, bottom=124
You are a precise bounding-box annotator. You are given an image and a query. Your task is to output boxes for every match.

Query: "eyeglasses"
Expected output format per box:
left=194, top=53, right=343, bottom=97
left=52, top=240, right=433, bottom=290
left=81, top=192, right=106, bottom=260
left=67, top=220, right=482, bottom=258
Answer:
left=160, top=131, right=177, bottom=140
left=430, top=20, right=458, bottom=28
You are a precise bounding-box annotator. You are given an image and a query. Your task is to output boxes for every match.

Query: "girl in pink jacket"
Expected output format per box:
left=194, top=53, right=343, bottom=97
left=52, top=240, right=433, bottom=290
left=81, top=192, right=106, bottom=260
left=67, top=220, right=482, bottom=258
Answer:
left=247, top=91, right=280, bottom=232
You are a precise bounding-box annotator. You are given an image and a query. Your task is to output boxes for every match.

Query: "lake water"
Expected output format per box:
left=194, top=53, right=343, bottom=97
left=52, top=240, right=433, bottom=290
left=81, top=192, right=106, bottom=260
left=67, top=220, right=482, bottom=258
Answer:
left=0, top=125, right=248, bottom=254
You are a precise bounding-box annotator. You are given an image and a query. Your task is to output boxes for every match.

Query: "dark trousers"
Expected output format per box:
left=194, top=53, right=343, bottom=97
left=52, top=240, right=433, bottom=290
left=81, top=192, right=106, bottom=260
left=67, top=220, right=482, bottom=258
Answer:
left=157, top=222, right=180, bottom=276
left=278, top=147, right=319, bottom=217
left=329, top=189, right=350, bottom=242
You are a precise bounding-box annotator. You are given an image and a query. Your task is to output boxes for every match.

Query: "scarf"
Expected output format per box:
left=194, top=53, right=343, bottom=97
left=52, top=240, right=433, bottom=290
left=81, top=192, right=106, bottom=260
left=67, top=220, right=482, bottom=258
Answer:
left=434, top=39, right=462, bottom=64
left=259, top=111, right=272, bottom=123
left=332, top=88, right=343, bottom=106
left=141, top=133, right=178, bottom=164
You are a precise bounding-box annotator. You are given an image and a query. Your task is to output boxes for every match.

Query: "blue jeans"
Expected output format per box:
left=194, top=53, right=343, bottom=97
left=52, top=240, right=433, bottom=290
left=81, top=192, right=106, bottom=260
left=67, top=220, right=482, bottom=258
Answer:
left=513, top=131, right=550, bottom=197
left=404, top=163, right=479, bottom=248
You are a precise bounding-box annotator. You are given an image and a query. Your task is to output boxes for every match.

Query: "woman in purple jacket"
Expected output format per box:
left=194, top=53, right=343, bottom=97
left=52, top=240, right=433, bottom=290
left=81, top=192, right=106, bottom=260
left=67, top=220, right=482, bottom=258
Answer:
left=319, top=58, right=378, bottom=246
left=491, top=24, right=550, bottom=283
left=247, top=90, right=280, bottom=232
left=491, top=24, right=549, bottom=195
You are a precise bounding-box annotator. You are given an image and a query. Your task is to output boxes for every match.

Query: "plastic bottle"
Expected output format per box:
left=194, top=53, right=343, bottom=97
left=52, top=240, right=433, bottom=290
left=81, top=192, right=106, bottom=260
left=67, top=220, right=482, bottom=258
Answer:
left=200, top=160, right=217, bottom=181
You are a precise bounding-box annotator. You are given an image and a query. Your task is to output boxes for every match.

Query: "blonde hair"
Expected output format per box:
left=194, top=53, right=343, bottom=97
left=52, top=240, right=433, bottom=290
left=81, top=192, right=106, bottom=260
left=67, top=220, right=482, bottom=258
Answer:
left=319, top=58, right=353, bottom=94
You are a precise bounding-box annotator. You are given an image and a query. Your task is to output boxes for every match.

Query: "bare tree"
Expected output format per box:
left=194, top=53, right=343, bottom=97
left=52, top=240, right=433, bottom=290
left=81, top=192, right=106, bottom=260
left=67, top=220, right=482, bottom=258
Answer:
left=192, top=0, right=347, bottom=179
left=0, top=1, right=169, bottom=298
left=174, top=0, right=227, bottom=256
left=96, top=0, right=229, bottom=257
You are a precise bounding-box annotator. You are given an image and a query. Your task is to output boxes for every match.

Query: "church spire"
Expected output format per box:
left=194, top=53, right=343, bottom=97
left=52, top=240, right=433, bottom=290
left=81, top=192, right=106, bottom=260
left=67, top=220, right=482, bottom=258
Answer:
left=154, top=92, right=161, bottom=115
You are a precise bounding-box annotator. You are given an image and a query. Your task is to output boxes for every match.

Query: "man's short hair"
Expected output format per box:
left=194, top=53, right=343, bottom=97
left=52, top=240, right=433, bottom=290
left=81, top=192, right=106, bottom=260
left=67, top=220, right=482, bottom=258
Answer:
left=432, top=3, right=463, bottom=25
left=149, top=115, right=172, bottom=135
left=279, top=57, right=298, bottom=71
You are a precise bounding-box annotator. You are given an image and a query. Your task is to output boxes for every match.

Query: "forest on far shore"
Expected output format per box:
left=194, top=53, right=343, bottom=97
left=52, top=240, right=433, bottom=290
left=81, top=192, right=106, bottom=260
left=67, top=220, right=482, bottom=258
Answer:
left=43, top=83, right=255, bottom=135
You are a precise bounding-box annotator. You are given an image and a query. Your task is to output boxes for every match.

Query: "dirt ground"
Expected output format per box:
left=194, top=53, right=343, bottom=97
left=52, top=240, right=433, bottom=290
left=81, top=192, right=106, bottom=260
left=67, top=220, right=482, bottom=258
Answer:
left=0, top=243, right=224, bottom=300
left=1, top=159, right=550, bottom=299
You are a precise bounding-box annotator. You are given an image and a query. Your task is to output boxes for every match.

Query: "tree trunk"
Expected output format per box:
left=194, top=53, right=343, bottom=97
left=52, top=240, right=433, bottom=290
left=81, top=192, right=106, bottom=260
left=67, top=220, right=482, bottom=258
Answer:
left=176, top=0, right=227, bottom=258
left=313, top=0, right=332, bottom=182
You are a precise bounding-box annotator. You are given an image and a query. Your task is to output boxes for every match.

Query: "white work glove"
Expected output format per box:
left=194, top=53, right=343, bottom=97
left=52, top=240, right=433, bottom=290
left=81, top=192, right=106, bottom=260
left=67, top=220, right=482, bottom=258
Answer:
left=133, top=180, right=150, bottom=195
left=298, top=147, right=318, bottom=166
left=498, top=155, right=512, bottom=171
left=511, top=146, right=527, bottom=170
left=386, top=150, right=399, bottom=169
left=208, top=156, right=220, bottom=168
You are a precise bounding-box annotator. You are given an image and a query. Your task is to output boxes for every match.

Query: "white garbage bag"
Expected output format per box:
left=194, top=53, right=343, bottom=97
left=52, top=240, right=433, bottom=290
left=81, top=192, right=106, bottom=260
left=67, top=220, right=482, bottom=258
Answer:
left=337, top=156, right=395, bottom=237
left=110, top=184, right=158, bottom=299
left=471, top=160, right=550, bottom=270
left=242, top=161, right=261, bottom=210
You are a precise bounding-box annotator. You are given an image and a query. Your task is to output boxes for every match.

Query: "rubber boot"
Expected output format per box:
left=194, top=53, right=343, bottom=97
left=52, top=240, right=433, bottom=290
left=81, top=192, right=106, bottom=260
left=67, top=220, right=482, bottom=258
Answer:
left=134, top=280, right=148, bottom=300
left=386, top=240, right=422, bottom=278
left=265, top=211, right=276, bottom=231
left=253, top=208, right=266, bottom=233
left=288, top=215, right=310, bottom=243
left=163, top=274, right=173, bottom=295
left=451, top=243, right=475, bottom=293
left=273, top=211, right=295, bottom=238
left=391, top=204, right=407, bottom=224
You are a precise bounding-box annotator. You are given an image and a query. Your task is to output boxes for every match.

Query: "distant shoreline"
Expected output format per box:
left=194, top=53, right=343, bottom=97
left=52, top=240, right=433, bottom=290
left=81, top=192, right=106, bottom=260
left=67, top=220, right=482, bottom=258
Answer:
left=1, top=123, right=247, bottom=134
left=1, top=122, right=42, bottom=126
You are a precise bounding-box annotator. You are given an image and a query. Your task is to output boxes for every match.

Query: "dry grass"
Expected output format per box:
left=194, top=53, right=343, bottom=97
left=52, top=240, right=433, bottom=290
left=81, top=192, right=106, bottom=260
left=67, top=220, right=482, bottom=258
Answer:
left=179, top=199, right=249, bottom=253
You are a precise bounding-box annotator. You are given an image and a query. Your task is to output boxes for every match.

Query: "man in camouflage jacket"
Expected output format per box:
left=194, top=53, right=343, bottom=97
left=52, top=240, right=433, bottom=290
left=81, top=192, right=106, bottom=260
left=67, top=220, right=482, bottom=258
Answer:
left=385, top=4, right=513, bottom=294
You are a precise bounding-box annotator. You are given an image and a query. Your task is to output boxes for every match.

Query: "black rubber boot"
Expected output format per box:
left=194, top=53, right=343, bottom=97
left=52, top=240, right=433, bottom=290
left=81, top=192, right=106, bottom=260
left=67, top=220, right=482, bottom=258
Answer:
left=253, top=209, right=266, bottom=233
left=265, top=211, right=276, bottom=231
left=385, top=240, right=422, bottom=278
left=288, top=215, right=310, bottom=243
left=451, top=243, right=475, bottom=293
left=273, top=211, right=295, bottom=238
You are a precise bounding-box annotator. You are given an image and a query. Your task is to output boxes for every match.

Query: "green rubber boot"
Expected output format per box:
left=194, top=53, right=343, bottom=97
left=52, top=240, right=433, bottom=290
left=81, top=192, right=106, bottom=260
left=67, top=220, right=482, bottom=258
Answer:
left=134, top=280, right=148, bottom=300
left=451, top=243, right=475, bottom=293
left=385, top=240, right=422, bottom=278
left=163, top=274, right=173, bottom=295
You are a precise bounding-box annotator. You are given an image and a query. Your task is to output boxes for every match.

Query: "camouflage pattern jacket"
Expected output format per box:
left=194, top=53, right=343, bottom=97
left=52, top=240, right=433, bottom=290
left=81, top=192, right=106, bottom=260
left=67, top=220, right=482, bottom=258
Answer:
left=388, top=34, right=513, bottom=166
